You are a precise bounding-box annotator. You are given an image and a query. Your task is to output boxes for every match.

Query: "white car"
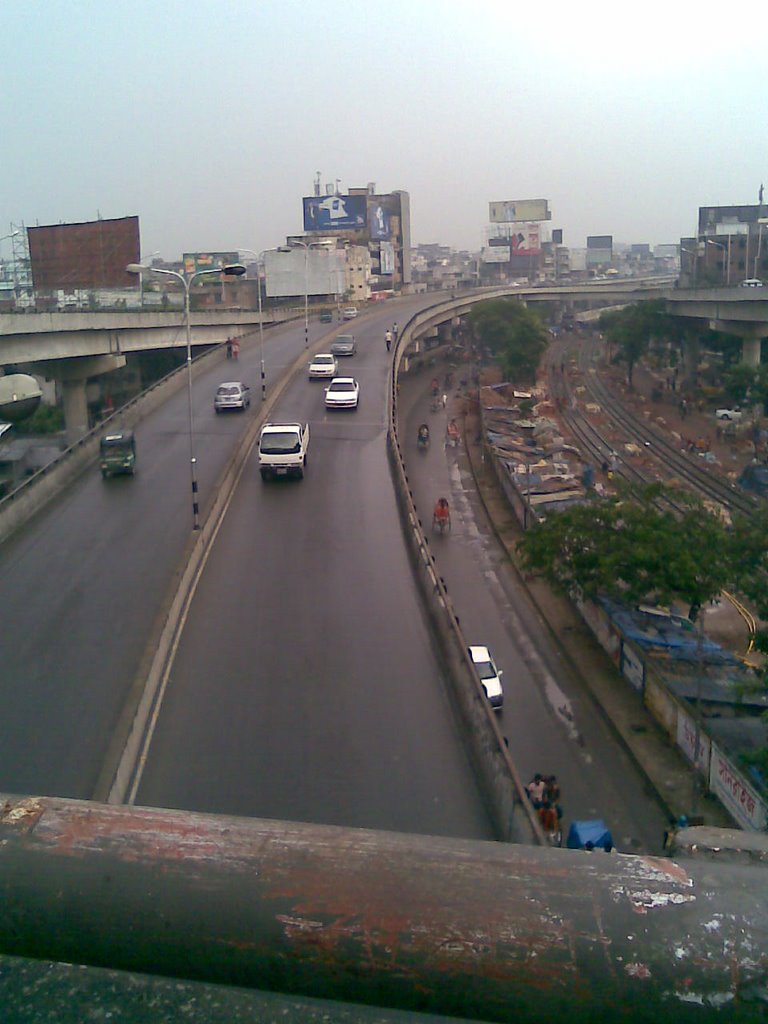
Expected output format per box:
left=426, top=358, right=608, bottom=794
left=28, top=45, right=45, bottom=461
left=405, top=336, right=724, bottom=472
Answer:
left=342, top=306, right=358, bottom=320
left=468, top=645, right=504, bottom=711
left=325, top=377, right=360, bottom=410
left=308, top=353, right=338, bottom=380
left=715, top=407, right=743, bottom=421
left=214, top=381, right=250, bottom=412
left=739, top=279, right=764, bottom=288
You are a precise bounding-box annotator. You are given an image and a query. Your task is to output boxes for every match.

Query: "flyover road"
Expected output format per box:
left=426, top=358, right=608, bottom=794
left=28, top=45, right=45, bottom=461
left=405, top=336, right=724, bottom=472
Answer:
left=400, top=374, right=669, bottom=854
left=134, top=301, right=495, bottom=840
left=0, top=309, right=413, bottom=799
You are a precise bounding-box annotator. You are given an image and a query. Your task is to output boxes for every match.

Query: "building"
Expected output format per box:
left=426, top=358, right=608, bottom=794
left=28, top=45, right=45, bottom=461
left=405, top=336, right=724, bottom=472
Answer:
left=680, top=203, right=768, bottom=288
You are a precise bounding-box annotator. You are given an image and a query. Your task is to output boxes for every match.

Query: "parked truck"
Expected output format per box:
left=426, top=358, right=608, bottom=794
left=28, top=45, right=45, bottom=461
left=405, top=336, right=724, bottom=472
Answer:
left=258, top=422, right=309, bottom=481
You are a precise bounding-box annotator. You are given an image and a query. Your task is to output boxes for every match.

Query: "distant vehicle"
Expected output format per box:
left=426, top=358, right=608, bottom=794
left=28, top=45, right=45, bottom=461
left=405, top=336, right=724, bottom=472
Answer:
left=214, top=381, right=250, bottom=413
left=100, top=431, right=136, bottom=478
left=330, top=334, right=357, bottom=357
left=468, top=645, right=504, bottom=711
left=308, top=353, right=338, bottom=379
left=324, top=377, right=359, bottom=410
left=737, top=462, right=768, bottom=497
left=739, top=279, right=764, bottom=288
left=319, top=309, right=333, bottom=323
left=342, top=306, right=358, bottom=320
left=258, top=422, right=309, bottom=481
left=715, top=407, right=743, bottom=421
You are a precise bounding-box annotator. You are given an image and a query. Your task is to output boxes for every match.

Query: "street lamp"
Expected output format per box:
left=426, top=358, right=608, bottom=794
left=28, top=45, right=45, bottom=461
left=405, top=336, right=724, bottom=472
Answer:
left=237, top=249, right=268, bottom=402
left=754, top=217, right=768, bottom=280
left=706, top=239, right=728, bottom=285
left=126, top=260, right=245, bottom=530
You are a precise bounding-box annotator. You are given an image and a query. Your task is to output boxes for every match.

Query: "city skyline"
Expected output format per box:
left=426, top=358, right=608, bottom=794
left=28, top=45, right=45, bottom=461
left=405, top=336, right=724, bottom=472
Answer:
left=2, top=1, right=766, bottom=261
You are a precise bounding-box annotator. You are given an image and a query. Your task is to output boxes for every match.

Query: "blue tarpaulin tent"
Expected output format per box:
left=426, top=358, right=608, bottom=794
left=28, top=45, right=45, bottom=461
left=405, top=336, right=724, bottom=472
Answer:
left=566, top=819, right=614, bottom=851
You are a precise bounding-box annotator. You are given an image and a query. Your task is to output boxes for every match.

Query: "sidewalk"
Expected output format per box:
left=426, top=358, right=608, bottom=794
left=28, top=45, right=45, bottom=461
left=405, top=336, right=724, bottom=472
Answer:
left=460, top=401, right=734, bottom=830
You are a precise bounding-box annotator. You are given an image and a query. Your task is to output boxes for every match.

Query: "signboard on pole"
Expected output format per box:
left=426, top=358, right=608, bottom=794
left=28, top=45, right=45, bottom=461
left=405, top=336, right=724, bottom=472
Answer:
left=489, top=199, right=550, bottom=224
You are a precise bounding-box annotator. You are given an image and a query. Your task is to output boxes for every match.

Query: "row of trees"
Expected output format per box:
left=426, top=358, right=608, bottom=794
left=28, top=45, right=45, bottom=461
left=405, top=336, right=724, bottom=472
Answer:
left=467, top=299, right=549, bottom=382
left=517, top=485, right=768, bottom=776
left=600, top=299, right=768, bottom=410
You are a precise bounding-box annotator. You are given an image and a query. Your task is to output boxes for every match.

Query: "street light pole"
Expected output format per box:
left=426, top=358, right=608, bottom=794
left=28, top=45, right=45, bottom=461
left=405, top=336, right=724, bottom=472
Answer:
left=237, top=249, right=268, bottom=401
left=706, top=239, right=727, bottom=285
left=126, top=261, right=245, bottom=530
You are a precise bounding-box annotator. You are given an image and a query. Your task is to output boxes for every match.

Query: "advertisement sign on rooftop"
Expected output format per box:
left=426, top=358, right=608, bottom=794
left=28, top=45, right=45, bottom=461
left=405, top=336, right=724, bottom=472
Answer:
left=182, top=252, right=240, bottom=276
left=28, top=216, right=140, bottom=290
left=489, top=199, right=550, bottom=224
left=303, top=194, right=367, bottom=232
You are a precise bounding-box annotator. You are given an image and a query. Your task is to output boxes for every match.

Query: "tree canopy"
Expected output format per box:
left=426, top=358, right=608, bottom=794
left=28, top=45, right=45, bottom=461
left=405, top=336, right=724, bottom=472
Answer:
left=517, top=484, right=732, bottom=620
left=468, top=299, right=549, bottom=382
left=599, top=299, right=689, bottom=387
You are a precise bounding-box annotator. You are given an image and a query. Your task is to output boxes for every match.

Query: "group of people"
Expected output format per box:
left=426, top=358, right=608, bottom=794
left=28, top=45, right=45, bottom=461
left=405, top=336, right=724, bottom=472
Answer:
left=525, top=773, right=562, bottom=834
left=385, top=322, right=399, bottom=352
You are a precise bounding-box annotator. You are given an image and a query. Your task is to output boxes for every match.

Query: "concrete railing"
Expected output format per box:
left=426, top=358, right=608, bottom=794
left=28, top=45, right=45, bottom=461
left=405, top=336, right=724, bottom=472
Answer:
left=387, top=308, right=542, bottom=845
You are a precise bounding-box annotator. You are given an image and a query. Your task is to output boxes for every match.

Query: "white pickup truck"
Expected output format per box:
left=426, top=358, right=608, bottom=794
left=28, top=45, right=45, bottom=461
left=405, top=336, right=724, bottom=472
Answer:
left=258, top=422, right=310, bottom=481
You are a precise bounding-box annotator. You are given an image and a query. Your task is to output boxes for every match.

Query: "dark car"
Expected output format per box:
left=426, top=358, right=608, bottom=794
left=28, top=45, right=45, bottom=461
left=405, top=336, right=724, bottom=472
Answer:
left=319, top=310, right=333, bottom=323
left=330, top=334, right=357, bottom=357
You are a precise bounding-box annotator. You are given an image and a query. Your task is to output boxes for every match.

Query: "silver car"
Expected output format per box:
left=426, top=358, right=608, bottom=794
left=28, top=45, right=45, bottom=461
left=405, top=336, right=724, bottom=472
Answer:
left=214, top=381, right=251, bottom=412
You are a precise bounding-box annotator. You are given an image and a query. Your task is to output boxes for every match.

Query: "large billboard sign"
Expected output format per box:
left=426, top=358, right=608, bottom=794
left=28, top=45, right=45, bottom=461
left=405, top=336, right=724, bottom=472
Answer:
left=28, top=216, right=140, bottom=290
left=303, top=194, right=367, bottom=232
left=368, top=201, right=392, bottom=240
left=481, top=246, right=511, bottom=263
left=489, top=199, right=550, bottom=224
left=183, top=252, right=240, bottom=276
left=263, top=248, right=344, bottom=298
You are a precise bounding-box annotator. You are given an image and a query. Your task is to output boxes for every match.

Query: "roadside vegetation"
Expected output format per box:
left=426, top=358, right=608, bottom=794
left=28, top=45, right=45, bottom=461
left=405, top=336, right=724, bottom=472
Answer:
left=517, top=484, right=768, bottom=778
left=468, top=299, right=548, bottom=383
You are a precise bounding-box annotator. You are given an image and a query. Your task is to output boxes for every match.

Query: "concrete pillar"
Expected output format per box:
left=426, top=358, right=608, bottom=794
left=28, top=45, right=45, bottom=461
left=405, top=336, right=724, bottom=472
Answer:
left=61, top=379, right=89, bottom=444
left=742, top=337, right=762, bottom=368
left=37, top=354, right=126, bottom=445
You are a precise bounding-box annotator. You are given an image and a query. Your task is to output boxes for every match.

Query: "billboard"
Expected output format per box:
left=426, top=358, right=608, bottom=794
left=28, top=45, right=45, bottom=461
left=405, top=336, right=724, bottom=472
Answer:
left=587, top=235, right=613, bottom=250
left=263, top=248, right=344, bottom=298
left=28, top=216, right=140, bottom=290
left=368, top=201, right=392, bottom=240
left=481, top=246, right=511, bottom=263
left=490, top=224, right=541, bottom=256
left=489, top=199, right=550, bottom=224
left=379, top=241, right=395, bottom=275
left=552, top=229, right=563, bottom=245
left=303, top=194, right=367, bottom=232
left=182, top=252, right=240, bottom=276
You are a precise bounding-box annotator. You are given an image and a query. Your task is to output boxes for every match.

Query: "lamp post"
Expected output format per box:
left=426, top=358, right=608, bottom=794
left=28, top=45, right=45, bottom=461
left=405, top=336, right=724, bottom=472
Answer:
left=754, top=218, right=768, bottom=280
left=237, top=249, right=268, bottom=402
left=706, top=239, right=728, bottom=285
left=126, top=260, right=245, bottom=530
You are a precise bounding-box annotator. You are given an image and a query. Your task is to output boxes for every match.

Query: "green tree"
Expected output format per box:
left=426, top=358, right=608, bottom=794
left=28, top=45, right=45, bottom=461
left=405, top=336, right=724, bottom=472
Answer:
left=517, top=484, right=731, bottom=620
left=721, top=363, right=758, bottom=406
left=468, top=299, right=548, bottom=383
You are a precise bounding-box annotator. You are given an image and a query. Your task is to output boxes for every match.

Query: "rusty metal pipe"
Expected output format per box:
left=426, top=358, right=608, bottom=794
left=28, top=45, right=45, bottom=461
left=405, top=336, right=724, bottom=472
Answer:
left=0, top=796, right=766, bottom=1022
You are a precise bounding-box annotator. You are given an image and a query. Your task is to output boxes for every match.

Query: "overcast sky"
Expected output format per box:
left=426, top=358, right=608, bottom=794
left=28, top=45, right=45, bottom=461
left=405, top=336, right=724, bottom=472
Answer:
left=3, top=1, right=766, bottom=260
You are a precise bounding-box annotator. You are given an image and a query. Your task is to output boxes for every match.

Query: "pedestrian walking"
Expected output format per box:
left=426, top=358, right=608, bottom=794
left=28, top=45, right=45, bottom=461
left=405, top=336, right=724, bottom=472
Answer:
left=232, top=337, right=240, bottom=360
left=385, top=329, right=392, bottom=352
left=226, top=338, right=233, bottom=359
left=441, top=393, right=447, bottom=409
left=393, top=322, right=399, bottom=340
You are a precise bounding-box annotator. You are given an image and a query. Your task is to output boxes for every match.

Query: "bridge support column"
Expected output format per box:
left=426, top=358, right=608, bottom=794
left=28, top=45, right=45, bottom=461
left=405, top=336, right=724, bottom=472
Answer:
left=742, top=337, right=762, bottom=368
left=709, top=318, right=768, bottom=369
left=37, top=354, right=126, bottom=445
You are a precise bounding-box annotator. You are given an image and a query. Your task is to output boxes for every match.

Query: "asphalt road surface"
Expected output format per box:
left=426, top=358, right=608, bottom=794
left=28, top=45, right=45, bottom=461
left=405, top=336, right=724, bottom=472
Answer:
left=400, top=368, right=669, bottom=853
left=134, top=302, right=496, bottom=840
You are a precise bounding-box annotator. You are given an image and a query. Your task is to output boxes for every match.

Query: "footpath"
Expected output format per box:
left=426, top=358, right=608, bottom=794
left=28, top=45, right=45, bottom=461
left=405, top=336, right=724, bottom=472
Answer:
left=459, top=390, right=735, bottom=831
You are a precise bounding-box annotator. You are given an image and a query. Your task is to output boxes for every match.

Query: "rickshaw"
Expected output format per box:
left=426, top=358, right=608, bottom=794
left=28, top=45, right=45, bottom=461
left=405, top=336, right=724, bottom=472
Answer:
left=100, top=430, right=136, bottom=478
left=432, top=497, right=451, bottom=534
left=417, top=424, right=430, bottom=451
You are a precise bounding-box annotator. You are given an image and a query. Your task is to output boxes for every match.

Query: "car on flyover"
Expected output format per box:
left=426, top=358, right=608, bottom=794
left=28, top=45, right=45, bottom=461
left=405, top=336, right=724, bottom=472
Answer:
left=319, top=309, right=333, bottom=322
left=342, top=306, right=358, bottom=320
left=308, top=353, right=338, bottom=380
left=325, top=377, right=360, bottom=410
left=214, top=381, right=251, bottom=412
left=330, top=334, right=357, bottom=357
left=739, top=279, right=764, bottom=288
left=468, top=645, right=504, bottom=711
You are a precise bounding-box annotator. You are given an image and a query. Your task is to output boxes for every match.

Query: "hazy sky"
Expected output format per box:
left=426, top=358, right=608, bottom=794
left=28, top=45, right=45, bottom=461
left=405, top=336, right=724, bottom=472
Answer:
left=3, top=1, right=766, bottom=260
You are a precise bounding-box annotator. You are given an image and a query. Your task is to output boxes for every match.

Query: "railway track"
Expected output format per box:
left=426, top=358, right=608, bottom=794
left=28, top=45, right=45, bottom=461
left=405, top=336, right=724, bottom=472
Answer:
left=546, top=333, right=759, bottom=518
